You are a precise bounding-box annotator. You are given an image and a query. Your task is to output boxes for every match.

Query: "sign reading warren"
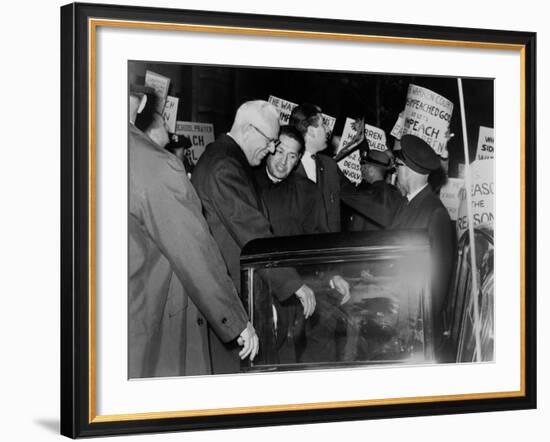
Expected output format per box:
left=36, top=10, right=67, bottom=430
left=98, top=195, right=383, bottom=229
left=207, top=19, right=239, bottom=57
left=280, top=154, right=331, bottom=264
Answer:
left=475, top=126, right=495, bottom=161
left=401, top=84, right=453, bottom=157
left=268, top=95, right=336, bottom=135
left=456, top=160, right=495, bottom=239
left=145, top=70, right=171, bottom=114
left=175, top=121, right=215, bottom=166
left=364, top=123, right=387, bottom=152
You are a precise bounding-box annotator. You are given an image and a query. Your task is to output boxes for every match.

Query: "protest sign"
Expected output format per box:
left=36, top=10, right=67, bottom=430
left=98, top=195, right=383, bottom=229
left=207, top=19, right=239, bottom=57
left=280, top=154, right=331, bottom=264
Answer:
left=267, top=95, right=336, bottom=135
left=145, top=70, right=171, bottom=114
left=175, top=121, right=215, bottom=166
left=364, top=123, right=387, bottom=152
left=268, top=95, right=297, bottom=125
left=456, top=160, right=494, bottom=239
left=390, top=112, right=405, bottom=139
left=439, top=178, right=465, bottom=221
left=335, top=118, right=363, bottom=184
left=475, top=126, right=495, bottom=161
left=162, top=96, right=179, bottom=133
left=401, top=84, right=453, bottom=156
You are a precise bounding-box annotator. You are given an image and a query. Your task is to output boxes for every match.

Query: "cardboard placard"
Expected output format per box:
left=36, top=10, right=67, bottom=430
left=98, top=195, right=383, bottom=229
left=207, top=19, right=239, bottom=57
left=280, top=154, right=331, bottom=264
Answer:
left=475, top=126, right=495, bottom=161
left=401, top=84, right=453, bottom=156
left=439, top=178, right=465, bottom=221
left=145, top=70, right=171, bottom=114
left=335, top=117, right=363, bottom=184
left=162, top=96, right=179, bottom=133
left=456, top=160, right=495, bottom=238
left=364, top=123, right=387, bottom=152
left=268, top=95, right=336, bottom=135
left=175, top=121, right=215, bottom=166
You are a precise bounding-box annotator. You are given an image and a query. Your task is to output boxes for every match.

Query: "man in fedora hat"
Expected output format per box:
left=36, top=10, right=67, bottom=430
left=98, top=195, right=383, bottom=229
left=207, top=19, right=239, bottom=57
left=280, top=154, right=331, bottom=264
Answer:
left=391, top=134, right=455, bottom=353
left=342, top=148, right=403, bottom=231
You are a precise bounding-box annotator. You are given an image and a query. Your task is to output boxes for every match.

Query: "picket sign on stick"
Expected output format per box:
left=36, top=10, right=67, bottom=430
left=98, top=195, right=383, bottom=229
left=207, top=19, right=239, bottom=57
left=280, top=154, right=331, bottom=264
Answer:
left=457, top=78, right=482, bottom=363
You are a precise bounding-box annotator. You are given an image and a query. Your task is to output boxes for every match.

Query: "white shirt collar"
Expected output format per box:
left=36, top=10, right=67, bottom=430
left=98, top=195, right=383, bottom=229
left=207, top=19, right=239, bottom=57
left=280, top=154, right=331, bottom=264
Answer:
left=407, top=183, right=429, bottom=202
left=265, top=166, right=281, bottom=183
left=301, top=152, right=317, bottom=183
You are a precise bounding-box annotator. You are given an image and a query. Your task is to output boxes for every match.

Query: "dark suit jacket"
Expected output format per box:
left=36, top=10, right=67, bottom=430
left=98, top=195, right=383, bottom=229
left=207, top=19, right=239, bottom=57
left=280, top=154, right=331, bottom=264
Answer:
left=389, top=185, right=455, bottom=343
left=128, top=124, right=248, bottom=378
left=192, top=134, right=304, bottom=372
left=254, top=167, right=329, bottom=236
left=295, top=153, right=342, bottom=232
left=341, top=179, right=404, bottom=231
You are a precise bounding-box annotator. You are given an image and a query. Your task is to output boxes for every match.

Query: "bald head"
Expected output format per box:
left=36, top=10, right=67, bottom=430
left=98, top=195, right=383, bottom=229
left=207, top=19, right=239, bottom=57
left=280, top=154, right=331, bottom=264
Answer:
left=229, top=100, right=280, bottom=166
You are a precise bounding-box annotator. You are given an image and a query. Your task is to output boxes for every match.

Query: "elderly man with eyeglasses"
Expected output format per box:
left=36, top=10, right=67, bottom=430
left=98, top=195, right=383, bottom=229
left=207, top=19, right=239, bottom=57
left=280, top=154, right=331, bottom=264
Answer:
left=192, top=100, right=316, bottom=373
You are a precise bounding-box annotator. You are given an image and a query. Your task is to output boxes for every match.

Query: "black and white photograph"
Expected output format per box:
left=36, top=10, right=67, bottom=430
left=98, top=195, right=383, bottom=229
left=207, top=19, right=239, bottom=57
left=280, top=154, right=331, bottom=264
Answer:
left=128, top=61, right=495, bottom=378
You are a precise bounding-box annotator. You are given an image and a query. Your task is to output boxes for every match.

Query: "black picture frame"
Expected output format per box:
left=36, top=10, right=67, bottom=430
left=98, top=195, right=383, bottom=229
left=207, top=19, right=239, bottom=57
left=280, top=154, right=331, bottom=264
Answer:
left=60, top=2, right=537, bottom=438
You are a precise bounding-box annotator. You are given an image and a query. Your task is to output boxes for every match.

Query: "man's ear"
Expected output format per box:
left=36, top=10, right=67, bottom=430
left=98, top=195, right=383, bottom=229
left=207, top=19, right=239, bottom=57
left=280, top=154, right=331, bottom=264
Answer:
left=137, top=94, right=147, bottom=114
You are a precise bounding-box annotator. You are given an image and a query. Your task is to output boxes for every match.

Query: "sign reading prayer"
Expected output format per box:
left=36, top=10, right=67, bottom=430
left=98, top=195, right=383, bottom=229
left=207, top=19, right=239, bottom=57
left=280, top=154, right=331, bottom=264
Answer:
left=364, top=123, right=388, bottom=152
left=439, top=178, right=465, bottom=221
left=268, top=95, right=336, bottom=135
left=175, top=121, right=215, bottom=166
left=145, top=70, right=171, bottom=114
left=456, top=160, right=495, bottom=239
left=335, top=118, right=363, bottom=184
left=475, top=126, right=495, bottom=161
left=162, top=96, right=179, bottom=133
left=401, top=84, right=453, bottom=156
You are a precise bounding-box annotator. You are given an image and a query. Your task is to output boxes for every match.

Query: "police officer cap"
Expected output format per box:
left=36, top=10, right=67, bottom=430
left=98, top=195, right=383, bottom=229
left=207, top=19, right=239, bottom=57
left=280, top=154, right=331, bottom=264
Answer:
left=399, top=135, right=440, bottom=174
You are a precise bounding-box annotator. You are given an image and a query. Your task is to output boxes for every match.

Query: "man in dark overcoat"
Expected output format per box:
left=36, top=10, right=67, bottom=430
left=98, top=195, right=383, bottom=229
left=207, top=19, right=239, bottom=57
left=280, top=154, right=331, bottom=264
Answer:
left=192, top=100, right=316, bottom=373
left=390, top=134, right=456, bottom=352
left=128, top=89, right=258, bottom=378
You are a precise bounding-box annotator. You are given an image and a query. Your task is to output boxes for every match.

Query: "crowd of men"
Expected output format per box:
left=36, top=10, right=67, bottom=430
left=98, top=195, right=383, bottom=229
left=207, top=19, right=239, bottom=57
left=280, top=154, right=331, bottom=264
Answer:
left=128, top=84, right=455, bottom=378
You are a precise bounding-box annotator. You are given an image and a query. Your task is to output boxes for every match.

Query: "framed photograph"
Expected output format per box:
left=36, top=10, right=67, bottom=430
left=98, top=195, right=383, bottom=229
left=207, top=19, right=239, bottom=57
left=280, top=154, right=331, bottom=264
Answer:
left=60, top=2, right=536, bottom=438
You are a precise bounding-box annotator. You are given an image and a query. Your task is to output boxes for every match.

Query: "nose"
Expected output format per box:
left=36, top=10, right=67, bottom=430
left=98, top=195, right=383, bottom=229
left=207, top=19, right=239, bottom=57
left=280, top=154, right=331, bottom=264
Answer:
left=267, top=141, right=276, bottom=154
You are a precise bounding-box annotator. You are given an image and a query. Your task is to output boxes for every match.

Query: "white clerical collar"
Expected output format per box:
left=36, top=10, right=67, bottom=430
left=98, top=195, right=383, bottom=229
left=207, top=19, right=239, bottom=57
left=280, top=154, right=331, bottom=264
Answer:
left=265, top=166, right=281, bottom=183
left=407, top=183, right=429, bottom=202
left=301, top=151, right=317, bottom=183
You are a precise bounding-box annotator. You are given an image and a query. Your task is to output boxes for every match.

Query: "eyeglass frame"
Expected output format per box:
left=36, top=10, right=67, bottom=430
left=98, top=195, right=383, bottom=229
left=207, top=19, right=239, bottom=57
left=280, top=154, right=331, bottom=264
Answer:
left=249, top=124, right=281, bottom=149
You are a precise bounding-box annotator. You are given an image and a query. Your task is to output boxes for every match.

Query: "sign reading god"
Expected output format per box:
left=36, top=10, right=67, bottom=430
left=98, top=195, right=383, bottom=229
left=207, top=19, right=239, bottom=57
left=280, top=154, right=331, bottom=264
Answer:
left=335, top=118, right=363, bottom=184
left=475, top=126, right=495, bottom=161
left=145, top=70, right=171, bottom=114
left=401, top=84, right=453, bottom=156
left=175, top=121, right=215, bottom=166
left=364, top=123, right=387, bottom=152
left=456, top=160, right=495, bottom=239
left=162, top=96, right=179, bottom=133
left=268, top=95, right=336, bottom=135
left=439, top=178, right=465, bottom=221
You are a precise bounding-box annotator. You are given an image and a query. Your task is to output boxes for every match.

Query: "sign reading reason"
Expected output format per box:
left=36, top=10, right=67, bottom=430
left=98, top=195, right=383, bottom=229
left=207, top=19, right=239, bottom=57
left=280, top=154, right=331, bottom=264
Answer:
left=456, top=159, right=495, bottom=239
left=175, top=121, right=215, bottom=166
left=401, top=84, right=453, bottom=157
left=145, top=70, right=171, bottom=114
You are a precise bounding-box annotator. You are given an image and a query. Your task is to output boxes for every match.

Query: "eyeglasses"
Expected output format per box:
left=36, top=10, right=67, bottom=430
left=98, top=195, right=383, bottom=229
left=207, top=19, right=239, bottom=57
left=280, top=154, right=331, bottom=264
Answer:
left=250, top=124, right=280, bottom=148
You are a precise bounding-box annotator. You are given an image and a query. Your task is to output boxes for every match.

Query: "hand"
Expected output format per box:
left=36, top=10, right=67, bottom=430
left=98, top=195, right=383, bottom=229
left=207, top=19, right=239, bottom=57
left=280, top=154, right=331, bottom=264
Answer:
left=236, top=322, right=259, bottom=361
left=331, top=275, right=351, bottom=305
left=295, top=284, right=316, bottom=319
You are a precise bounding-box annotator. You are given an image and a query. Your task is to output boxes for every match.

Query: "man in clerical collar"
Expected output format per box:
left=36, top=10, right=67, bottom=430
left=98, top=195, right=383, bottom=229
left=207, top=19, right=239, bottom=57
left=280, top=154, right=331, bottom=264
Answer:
left=390, top=134, right=456, bottom=357
left=255, top=125, right=328, bottom=236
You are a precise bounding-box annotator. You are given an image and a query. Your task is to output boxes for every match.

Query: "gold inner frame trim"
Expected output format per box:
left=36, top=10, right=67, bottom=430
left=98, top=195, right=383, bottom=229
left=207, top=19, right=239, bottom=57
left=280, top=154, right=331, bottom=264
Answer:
left=88, top=17, right=527, bottom=423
